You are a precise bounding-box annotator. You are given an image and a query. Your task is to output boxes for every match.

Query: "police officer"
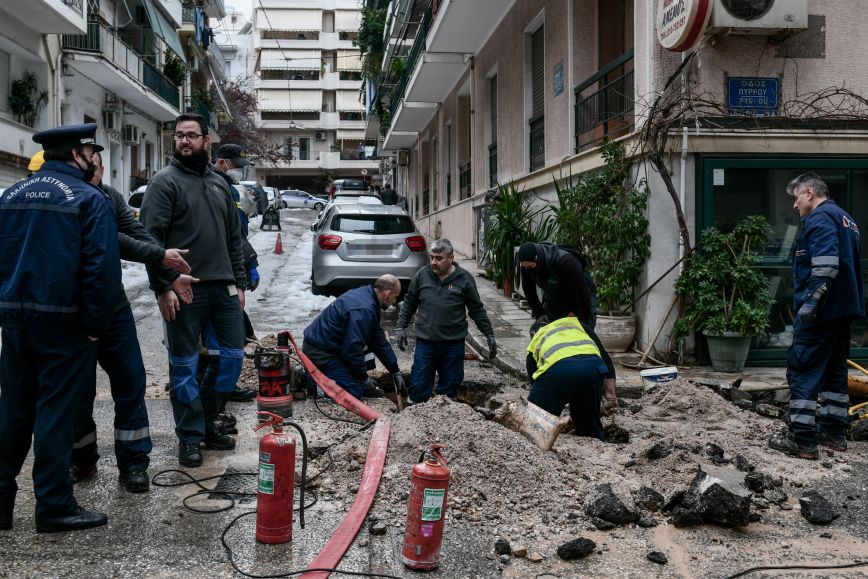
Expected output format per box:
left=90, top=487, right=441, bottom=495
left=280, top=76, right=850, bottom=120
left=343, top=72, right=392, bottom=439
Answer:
left=0, top=124, right=121, bottom=532
left=526, top=316, right=610, bottom=440
left=68, top=151, right=196, bottom=492
left=769, top=173, right=864, bottom=460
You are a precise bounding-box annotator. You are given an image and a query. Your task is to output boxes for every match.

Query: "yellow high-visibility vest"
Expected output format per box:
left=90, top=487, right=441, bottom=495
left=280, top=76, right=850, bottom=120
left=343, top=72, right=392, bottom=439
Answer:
left=526, top=316, right=600, bottom=380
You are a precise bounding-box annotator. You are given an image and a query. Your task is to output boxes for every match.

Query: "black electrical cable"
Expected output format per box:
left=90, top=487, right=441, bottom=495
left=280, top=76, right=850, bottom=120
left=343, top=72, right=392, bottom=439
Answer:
left=724, top=560, right=868, bottom=578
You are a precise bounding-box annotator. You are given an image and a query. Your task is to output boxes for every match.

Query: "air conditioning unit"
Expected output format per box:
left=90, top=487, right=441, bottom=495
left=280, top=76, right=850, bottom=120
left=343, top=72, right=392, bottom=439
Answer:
left=314, top=131, right=327, bottom=140
left=123, top=125, right=140, bottom=144
left=102, top=110, right=121, bottom=132
left=397, top=150, right=409, bottom=166
left=707, top=0, right=807, bottom=35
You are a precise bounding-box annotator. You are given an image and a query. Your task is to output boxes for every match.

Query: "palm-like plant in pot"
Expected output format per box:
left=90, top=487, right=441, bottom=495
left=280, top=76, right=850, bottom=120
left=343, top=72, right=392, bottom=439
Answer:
left=674, top=215, right=774, bottom=372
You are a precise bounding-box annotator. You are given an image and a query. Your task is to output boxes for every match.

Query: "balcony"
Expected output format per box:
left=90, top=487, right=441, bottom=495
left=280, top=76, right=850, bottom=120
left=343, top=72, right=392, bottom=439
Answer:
left=1, top=0, right=86, bottom=33
left=63, top=20, right=181, bottom=121
left=529, top=113, right=544, bottom=172
left=574, top=49, right=634, bottom=153
left=426, top=0, right=516, bottom=54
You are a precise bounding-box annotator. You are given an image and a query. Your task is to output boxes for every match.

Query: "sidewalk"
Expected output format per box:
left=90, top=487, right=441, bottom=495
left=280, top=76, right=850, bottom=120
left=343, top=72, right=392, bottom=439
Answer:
left=456, top=252, right=790, bottom=392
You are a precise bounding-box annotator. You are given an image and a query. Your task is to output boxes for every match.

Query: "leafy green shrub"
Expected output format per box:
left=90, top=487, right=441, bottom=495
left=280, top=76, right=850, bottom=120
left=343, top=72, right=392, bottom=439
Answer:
left=483, top=182, right=555, bottom=287
left=552, top=140, right=650, bottom=313
left=163, top=49, right=188, bottom=86
left=674, top=215, right=774, bottom=337
left=9, top=72, right=47, bottom=128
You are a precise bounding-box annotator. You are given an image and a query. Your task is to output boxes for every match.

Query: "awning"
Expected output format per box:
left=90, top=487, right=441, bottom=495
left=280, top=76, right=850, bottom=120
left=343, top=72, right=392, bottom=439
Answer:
left=337, top=49, right=363, bottom=72
left=335, top=10, right=362, bottom=31
left=336, top=90, right=365, bottom=112
left=257, top=9, right=322, bottom=31
left=143, top=0, right=186, bottom=62
left=337, top=130, right=367, bottom=139
left=260, top=49, right=321, bottom=70
left=258, top=89, right=322, bottom=112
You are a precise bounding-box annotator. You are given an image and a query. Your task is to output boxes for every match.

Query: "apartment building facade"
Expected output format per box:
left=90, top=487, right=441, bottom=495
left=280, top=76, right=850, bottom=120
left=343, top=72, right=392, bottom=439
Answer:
left=367, top=0, right=868, bottom=364
left=252, top=0, right=379, bottom=194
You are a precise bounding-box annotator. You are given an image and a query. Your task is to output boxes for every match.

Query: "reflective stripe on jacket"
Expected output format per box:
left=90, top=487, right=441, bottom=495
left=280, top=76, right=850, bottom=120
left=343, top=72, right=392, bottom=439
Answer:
left=526, top=316, right=600, bottom=380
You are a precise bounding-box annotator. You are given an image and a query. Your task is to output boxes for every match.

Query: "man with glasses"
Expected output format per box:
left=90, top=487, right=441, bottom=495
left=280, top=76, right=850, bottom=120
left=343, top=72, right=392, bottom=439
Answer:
left=140, top=114, right=247, bottom=468
left=0, top=124, right=120, bottom=532
left=769, top=172, right=864, bottom=460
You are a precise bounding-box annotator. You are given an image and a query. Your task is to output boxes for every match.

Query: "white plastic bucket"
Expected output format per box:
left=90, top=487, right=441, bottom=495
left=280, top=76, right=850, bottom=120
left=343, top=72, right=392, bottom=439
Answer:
left=639, top=366, right=678, bottom=392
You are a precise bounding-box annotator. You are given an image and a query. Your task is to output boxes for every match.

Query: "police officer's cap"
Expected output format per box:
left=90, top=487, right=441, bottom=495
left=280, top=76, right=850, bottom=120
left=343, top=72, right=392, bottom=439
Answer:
left=33, top=123, right=104, bottom=153
left=216, top=143, right=250, bottom=167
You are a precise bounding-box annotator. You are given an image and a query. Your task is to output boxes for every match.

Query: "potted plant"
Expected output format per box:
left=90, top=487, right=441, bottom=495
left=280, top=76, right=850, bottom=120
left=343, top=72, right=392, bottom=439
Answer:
left=163, top=49, right=188, bottom=87
left=482, top=181, right=555, bottom=297
left=8, top=71, right=48, bottom=128
left=674, top=215, right=774, bottom=372
left=552, top=139, right=650, bottom=351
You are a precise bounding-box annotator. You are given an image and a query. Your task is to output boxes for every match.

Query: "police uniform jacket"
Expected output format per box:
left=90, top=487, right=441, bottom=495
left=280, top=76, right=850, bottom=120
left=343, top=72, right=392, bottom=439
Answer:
left=140, top=157, right=246, bottom=293
left=0, top=161, right=121, bottom=336
left=303, top=285, right=399, bottom=381
left=794, top=199, right=864, bottom=330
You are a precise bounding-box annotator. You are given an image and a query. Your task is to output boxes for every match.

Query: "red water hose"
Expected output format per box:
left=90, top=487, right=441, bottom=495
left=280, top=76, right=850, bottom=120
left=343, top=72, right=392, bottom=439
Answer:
left=286, top=331, right=389, bottom=578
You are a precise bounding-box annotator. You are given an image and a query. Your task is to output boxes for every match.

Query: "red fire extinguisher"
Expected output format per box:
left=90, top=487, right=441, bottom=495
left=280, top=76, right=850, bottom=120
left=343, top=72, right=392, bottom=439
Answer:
left=254, top=411, right=308, bottom=544
left=402, top=444, right=450, bottom=570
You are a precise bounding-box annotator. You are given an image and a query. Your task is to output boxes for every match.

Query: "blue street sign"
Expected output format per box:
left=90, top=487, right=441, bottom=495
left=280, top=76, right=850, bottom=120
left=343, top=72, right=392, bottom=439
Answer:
left=727, top=77, right=779, bottom=116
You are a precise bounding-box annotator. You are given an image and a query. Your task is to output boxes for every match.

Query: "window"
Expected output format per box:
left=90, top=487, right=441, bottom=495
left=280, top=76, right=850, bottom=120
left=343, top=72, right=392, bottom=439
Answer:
left=0, top=49, right=9, bottom=113
left=432, top=136, right=438, bottom=211
left=528, top=25, right=545, bottom=172
left=299, top=137, right=310, bottom=161
left=445, top=123, right=452, bottom=206
left=488, top=74, right=498, bottom=187
left=332, top=215, right=415, bottom=235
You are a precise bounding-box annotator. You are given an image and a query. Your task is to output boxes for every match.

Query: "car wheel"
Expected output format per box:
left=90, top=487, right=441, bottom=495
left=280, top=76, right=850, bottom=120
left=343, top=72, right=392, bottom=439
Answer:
left=314, top=202, right=324, bottom=210
left=282, top=201, right=287, bottom=209
left=310, top=277, right=325, bottom=296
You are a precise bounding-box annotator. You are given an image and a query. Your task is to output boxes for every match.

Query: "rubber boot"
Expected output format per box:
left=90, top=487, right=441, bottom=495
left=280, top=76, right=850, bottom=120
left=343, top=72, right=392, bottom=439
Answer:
left=203, top=391, right=236, bottom=450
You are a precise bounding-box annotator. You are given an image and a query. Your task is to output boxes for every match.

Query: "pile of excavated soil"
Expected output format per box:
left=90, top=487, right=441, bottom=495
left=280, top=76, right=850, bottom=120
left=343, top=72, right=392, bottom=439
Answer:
left=304, top=376, right=868, bottom=568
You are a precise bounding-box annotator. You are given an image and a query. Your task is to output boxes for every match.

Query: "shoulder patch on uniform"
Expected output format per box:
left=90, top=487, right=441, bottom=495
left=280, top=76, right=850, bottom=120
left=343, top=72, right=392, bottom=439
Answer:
left=842, top=214, right=860, bottom=234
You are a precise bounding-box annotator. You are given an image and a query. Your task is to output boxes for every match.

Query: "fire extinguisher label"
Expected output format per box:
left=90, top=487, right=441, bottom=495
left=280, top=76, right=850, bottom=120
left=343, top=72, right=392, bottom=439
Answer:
left=421, top=488, right=445, bottom=521
left=258, top=462, right=275, bottom=494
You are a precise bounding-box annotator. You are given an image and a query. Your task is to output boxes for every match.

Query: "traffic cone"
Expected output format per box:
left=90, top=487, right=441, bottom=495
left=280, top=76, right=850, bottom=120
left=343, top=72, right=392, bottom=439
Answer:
left=274, top=233, right=283, bottom=255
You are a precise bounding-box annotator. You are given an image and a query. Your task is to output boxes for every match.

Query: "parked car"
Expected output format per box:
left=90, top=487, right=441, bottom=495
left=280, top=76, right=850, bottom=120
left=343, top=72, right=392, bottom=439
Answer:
left=281, top=189, right=327, bottom=210
left=310, top=204, right=427, bottom=297
left=327, top=178, right=368, bottom=199
left=263, top=186, right=280, bottom=209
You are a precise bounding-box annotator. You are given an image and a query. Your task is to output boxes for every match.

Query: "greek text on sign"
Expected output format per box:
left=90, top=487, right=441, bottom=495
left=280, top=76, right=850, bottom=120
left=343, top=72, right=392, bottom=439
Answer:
left=656, top=0, right=712, bottom=52
left=727, top=77, right=779, bottom=116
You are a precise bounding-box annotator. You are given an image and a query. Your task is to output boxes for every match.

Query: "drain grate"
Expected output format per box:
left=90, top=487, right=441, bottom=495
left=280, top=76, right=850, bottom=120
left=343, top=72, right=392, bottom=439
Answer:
left=208, top=466, right=257, bottom=504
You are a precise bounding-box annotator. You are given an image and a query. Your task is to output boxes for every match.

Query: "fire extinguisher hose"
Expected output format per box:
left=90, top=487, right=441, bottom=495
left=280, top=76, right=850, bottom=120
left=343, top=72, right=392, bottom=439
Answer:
left=283, top=420, right=308, bottom=529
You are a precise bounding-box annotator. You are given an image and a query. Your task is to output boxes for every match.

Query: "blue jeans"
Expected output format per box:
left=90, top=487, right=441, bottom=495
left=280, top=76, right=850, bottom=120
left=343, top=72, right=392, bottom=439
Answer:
left=528, top=355, right=607, bottom=440
left=0, top=328, right=97, bottom=517
left=408, top=339, right=465, bottom=402
left=313, top=356, right=366, bottom=399
left=787, top=319, right=852, bottom=445
left=73, top=306, right=152, bottom=473
left=165, top=282, right=243, bottom=444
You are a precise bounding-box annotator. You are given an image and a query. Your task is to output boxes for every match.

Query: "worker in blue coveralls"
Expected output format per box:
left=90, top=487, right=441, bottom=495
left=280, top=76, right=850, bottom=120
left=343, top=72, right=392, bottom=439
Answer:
left=769, top=172, right=864, bottom=460
left=67, top=150, right=196, bottom=493
left=0, top=123, right=121, bottom=533
left=302, top=275, right=406, bottom=399
left=140, top=113, right=247, bottom=469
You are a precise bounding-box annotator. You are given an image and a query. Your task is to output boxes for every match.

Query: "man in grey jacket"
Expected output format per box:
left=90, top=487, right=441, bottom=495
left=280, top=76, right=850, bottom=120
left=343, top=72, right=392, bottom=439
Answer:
left=140, top=113, right=247, bottom=468
left=58, top=151, right=194, bottom=493
left=396, top=239, right=496, bottom=403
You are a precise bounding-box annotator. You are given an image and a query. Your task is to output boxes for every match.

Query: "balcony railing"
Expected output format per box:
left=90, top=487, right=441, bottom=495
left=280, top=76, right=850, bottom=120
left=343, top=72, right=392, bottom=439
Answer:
left=574, top=49, right=634, bottom=153
left=529, top=113, right=545, bottom=172
left=182, top=2, right=195, bottom=24
left=488, top=144, right=497, bottom=188
left=388, top=7, right=432, bottom=122
left=459, top=160, right=471, bottom=200
left=63, top=20, right=180, bottom=109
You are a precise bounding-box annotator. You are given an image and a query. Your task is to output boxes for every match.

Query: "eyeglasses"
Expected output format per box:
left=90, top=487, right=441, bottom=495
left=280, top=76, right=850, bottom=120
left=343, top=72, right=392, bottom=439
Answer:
left=172, top=133, right=203, bottom=142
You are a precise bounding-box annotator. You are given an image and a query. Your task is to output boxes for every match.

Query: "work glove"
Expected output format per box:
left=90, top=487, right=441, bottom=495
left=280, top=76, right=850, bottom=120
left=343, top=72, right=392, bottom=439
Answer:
left=529, top=315, right=548, bottom=337
left=392, top=372, right=408, bottom=396
left=486, top=335, right=498, bottom=359
left=248, top=268, right=260, bottom=291
left=395, top=328, right=408, bottom=351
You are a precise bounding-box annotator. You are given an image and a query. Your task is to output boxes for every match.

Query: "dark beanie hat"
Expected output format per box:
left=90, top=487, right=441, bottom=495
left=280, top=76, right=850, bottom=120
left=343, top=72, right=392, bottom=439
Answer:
left=518, top=242, right=539, bottom=262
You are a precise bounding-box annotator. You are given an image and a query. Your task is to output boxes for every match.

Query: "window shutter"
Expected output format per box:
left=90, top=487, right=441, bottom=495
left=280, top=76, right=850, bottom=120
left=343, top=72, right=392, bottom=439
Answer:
left=531, top=26, right=545, bottom=116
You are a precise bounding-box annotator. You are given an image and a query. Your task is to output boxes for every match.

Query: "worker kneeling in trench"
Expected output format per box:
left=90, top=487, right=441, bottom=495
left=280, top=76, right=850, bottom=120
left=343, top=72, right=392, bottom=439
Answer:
left=525, top=316, right=615, bottom=440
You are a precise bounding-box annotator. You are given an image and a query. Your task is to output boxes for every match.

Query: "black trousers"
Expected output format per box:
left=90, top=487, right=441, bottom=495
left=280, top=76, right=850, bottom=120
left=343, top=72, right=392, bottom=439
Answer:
left=0, top=328, right=97, bottom=517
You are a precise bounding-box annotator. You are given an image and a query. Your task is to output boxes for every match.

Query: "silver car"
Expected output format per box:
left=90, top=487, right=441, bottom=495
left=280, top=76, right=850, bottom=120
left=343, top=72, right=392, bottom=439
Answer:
left=310, top=204, right=428, bottom=297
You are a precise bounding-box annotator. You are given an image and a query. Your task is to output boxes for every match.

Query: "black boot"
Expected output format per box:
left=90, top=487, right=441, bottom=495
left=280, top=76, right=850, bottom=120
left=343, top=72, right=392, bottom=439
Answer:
left=203, top=391, right=236, bottom=450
